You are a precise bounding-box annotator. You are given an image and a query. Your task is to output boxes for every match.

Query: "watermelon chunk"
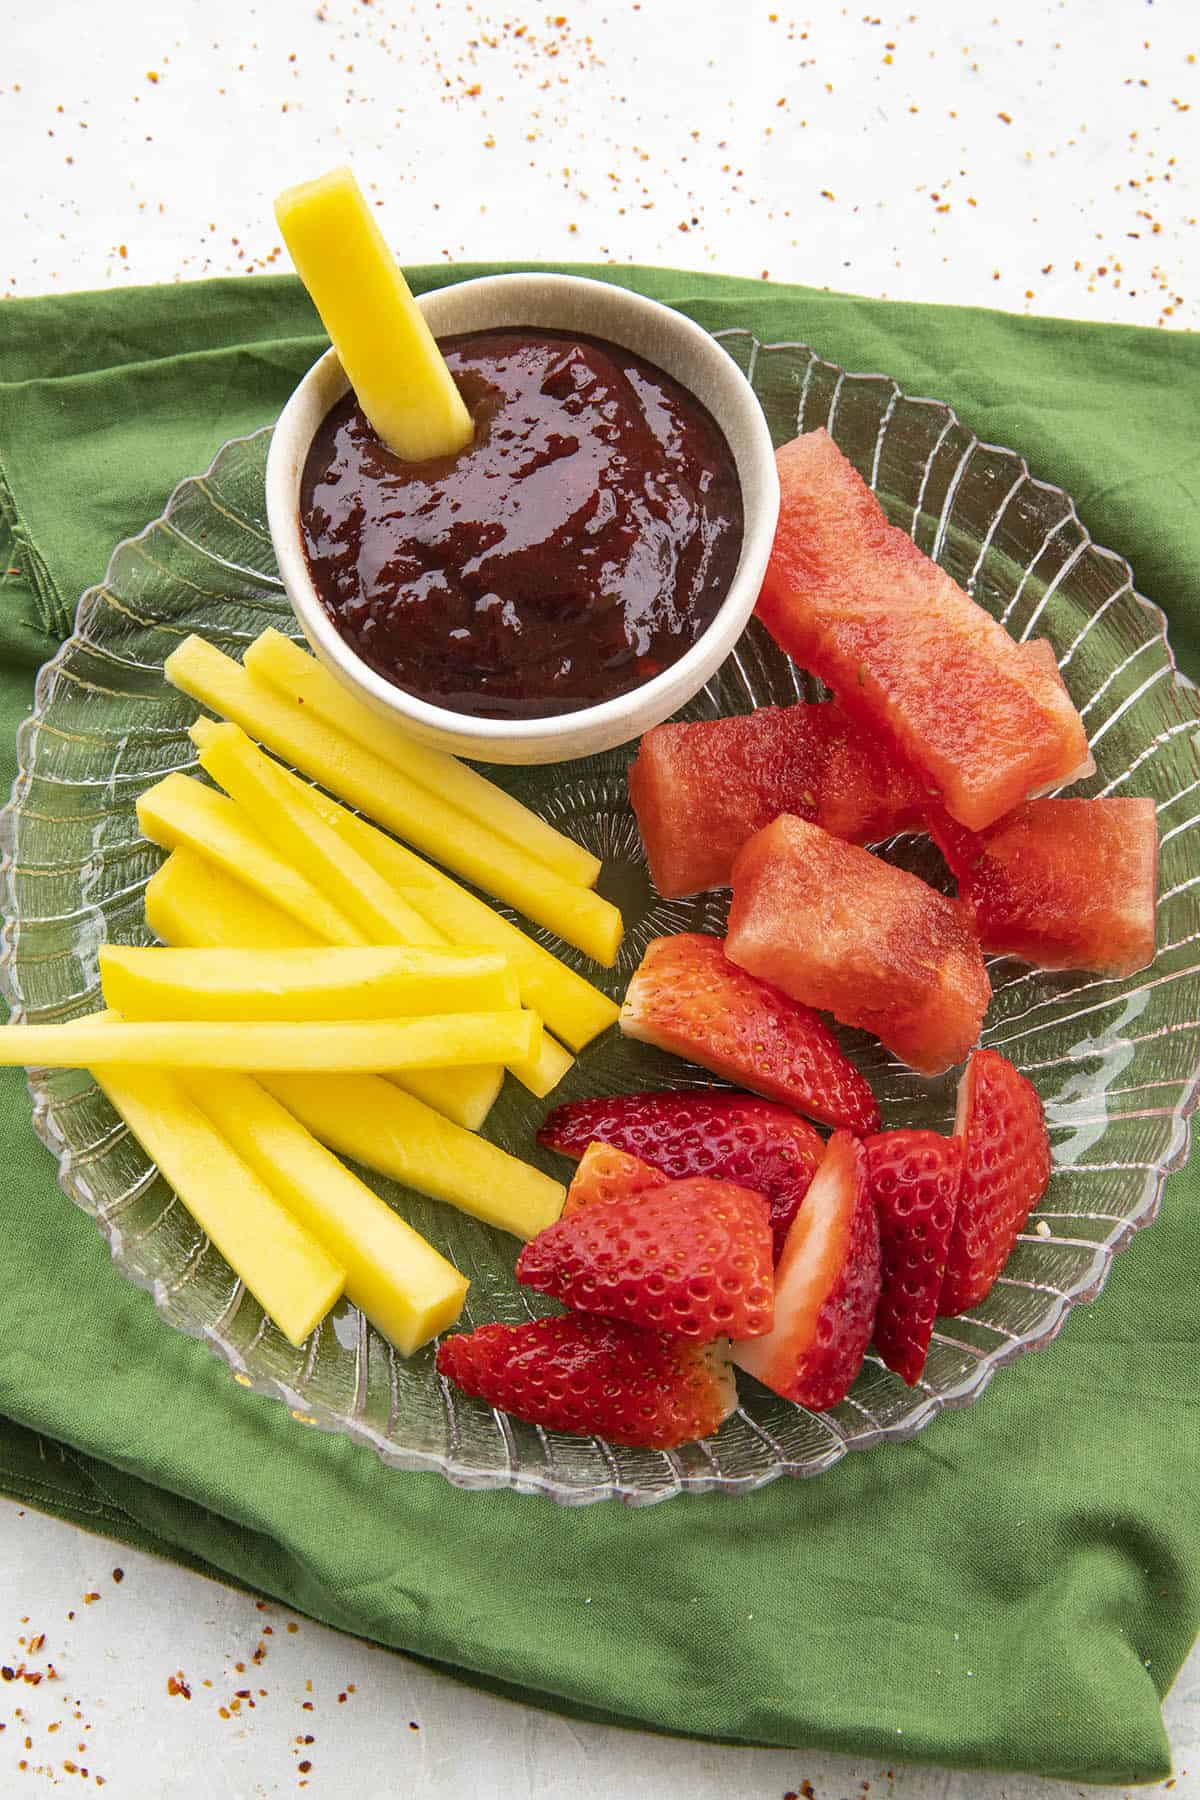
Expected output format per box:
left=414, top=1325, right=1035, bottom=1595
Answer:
left=726, top=814, right=990, bottom=1076
left=731, top=1130, right=880, bottom=1411
left=756, top=430, right=1093, bottom=831
left=619, top=932, right=880, bottom=1133
left=929, top=797, right=1158, bottom=976
left=628, top=700, right=927, bottom=898
left=539, top=1089, right=825, bottom=1260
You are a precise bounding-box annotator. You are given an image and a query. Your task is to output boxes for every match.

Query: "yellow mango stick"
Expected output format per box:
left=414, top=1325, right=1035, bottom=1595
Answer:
left=189, top=716, right=565, bottom=1095
left=146, top=847, right=315, bottom=951
left=94, top=1065, right=343, bottom=1346
left=265, top=1072, right=566, bottom=1240
left=143, top=850, right=505, bottom=1131
left=275, top=166, right=473, bottom=463
left=100, top=944, right=520, bottom=1023
left=191, top=717, right=438, bottom=949
left=0, top=1011, right=540, bottom=1072
left=245, top=629, right=601, bottom=889
left=291, top=776, right=619, bottom=1052
left=181, top=1072, right=468, bottom=1355
left=164, top=636, right=623, bottom=965
left=137, top=773, right=367, bottom=947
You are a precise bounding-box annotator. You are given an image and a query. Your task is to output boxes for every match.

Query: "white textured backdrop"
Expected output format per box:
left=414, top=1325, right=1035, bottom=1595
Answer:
left=1, top=0, right=1197, bottom=1792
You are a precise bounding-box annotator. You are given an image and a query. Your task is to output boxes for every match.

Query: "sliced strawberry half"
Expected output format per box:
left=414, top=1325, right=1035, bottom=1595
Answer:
left=540, top=1089, right=825, bottom=1259
left=939, top=1048, right=1050, bottom=1316
left=732, top=1131, right=880, bottom=1411
left=619, top=933, right=880, bottom=1134
left=436, top=1315, right=738, bottom=1451
left=516, top=1177, right=775, bottom=1341
left=865, top=1128, right=963, bottom=1386
left=561, top=1140, right=671, bottom=1218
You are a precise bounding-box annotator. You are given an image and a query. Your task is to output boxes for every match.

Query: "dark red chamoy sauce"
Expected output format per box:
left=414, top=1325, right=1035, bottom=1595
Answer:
left=300, top=328, right=744, bottom=721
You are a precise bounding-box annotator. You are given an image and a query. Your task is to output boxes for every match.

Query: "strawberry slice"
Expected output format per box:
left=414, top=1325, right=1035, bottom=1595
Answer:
left=539, top=1090, right=825, bottom=1260
left=436, top=1315, right=737, bottom=1451
left=619, top=933, right=880, bottom=1134
left=732, top=1131, right=880, bottom=1411
left=561, top=1140, right=671, bottom=1217
left=516, top=1177, right=775, bottom=1342
left=865, top=1129, right=963, bottom=1386
left=939, top=1049, right=1050, bottom=1316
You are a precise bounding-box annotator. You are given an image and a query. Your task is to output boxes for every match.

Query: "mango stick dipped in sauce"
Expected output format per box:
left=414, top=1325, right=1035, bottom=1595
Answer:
left=275, top=166, right=473, bottom=463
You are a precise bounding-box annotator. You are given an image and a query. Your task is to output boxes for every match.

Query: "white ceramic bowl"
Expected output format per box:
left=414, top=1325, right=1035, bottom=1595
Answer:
left=265, top=273, right=780, bottom=764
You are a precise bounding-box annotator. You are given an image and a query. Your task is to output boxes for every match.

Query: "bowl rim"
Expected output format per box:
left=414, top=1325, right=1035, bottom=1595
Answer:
left=264, top=271, right=781, bottom=754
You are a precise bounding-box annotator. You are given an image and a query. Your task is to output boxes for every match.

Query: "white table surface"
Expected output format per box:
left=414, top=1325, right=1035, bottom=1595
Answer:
left=1, top=0, right=1197, bottom=1794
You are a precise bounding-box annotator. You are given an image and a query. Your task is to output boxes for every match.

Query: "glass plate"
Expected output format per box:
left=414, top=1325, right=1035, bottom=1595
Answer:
left=3, top=333, right=1199, bottom=1507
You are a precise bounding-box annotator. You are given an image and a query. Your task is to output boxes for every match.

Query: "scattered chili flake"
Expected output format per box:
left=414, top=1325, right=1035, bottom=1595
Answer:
left=287, top=1623, right=299, bottom=1635
left=299, top=1762, right=312, bottom=1774
left=146, top=71, right=160, bottom=83
left=997, top=110, right=1012, bottom=123
left=48, top=1722, right=60, bottom=1734
left=83, top=1594, right=100, bottom=1606
left=338, top=1691, right=347, bottom=1704
left=408, top=1721, right=419, bottom=1731
left=302, top=1702, right=314, bottom=1712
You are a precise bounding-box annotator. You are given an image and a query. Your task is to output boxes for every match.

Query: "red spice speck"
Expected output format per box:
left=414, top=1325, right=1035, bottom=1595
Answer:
left=299, top=1763, right=312, bottom=1775
left=111, top=1571, right=123, bottom=1584
left=83, top=1593, right=100, bottom=1606
left=287, top=1623, right=299, bottom=1634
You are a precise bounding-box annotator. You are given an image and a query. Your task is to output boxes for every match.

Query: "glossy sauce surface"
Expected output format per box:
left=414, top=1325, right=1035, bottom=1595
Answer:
left=300, top=328, right=744, bottom=720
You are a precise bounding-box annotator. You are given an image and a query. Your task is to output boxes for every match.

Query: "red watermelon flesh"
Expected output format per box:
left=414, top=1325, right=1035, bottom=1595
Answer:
left=619, top=932, right=881, bottom=1133
left=628, top=700, right=927, bottom=898
left=929, top=797, right=1158, bottom=976
left=755, top=430, right=1093, bottom=831
left=539, top=1090, right=825, bottom=1260
left=726, top=814, right=990, bottom=1077
left=562, top=1140, right=670, bottom=1217
left=731, top=1130, right=880, bottom=1411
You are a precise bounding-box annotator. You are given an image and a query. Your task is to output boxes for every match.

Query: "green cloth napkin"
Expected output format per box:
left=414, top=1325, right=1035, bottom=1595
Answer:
left=1, top=267, right=1198, bottom=1788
